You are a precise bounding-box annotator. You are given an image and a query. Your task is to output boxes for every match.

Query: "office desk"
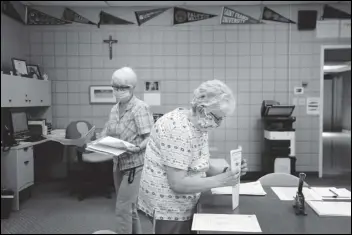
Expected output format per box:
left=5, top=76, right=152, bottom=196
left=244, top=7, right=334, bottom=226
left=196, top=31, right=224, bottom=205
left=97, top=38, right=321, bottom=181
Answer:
left=197, top=187, right=351, bottom=234
left=1, top=130, right=65, bottom=210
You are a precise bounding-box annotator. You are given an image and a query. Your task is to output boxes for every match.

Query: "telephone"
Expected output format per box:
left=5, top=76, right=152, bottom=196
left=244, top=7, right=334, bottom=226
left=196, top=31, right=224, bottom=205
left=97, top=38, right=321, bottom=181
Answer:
left=1, top=125, right=18, bottom=152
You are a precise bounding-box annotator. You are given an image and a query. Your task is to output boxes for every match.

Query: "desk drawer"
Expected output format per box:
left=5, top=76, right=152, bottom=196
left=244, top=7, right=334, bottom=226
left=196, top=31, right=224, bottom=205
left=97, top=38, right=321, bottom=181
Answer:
left=17, top=147, right=34, bottom=191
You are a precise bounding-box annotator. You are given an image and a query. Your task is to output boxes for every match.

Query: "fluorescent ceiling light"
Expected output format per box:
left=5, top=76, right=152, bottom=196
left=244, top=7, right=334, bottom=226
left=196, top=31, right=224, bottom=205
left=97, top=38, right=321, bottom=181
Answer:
left=324, top=63, right=351, bottom=73
left=324, top=65, right=348, bottom=70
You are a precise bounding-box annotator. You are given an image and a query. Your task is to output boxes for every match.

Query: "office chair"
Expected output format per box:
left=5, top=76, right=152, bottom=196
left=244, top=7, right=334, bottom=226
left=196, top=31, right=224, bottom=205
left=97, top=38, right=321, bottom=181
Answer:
left=258, top=173, right=309, bottom=187
left=65, top=120, right=113, bottom=201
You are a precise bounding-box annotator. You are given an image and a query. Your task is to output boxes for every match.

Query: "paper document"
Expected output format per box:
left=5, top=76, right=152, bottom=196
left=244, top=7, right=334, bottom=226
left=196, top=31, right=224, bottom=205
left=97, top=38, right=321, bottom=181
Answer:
left=271, top=187, right=323, bottom=201
left=44, top=126, right=95, bottom=146
left=311, top=187, right=351, bottom=200
left=211, top=181, right=266, bottom=196
left=192, top=214, right=262, bottom=233
left=230, top=146, right=242, bottom=210
left=86, top=136, right=135, bottom=157
left=307, top=201, right=351, bottom=217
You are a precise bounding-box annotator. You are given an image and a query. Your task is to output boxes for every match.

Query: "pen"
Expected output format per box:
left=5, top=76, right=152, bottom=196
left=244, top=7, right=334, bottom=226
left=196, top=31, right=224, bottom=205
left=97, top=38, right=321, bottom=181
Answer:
left=329, top=189, right=338, bottom=198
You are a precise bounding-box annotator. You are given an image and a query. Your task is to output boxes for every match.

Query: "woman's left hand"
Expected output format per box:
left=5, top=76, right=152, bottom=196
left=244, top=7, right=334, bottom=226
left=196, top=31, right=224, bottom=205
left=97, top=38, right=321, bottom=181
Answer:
left=125, top=146, right=141, bottom=153
left=241, top=159, right=248, bottom=176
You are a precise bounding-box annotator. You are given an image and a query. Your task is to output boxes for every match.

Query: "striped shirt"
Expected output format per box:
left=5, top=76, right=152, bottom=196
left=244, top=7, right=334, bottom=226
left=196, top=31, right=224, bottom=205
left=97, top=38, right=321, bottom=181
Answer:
left=101, top=96, right=154, bottom=171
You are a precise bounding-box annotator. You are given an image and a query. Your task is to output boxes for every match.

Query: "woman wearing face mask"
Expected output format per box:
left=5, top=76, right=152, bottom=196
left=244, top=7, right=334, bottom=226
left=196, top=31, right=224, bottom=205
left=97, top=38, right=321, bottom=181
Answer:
left=100, top=67, right=154, bottom=234
left=137, top=80, right=248, bottom=234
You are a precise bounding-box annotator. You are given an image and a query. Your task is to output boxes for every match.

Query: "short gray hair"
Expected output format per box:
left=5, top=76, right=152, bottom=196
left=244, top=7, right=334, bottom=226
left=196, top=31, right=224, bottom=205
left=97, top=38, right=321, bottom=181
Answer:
left=111, top=67, right=137, bottom=87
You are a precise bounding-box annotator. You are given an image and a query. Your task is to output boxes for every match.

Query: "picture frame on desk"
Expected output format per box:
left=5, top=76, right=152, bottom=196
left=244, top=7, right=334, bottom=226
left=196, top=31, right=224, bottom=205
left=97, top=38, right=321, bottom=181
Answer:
left=27, top=64, right=42, bottom=80
left=11, top=58, right=28, bottom=76
left=89, top=85, right=116, bottom=104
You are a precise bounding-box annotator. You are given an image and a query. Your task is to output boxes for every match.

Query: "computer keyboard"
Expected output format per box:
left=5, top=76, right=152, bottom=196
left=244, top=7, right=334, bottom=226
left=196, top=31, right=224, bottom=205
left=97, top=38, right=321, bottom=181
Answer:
left=24, top=135, right=46, bottom=142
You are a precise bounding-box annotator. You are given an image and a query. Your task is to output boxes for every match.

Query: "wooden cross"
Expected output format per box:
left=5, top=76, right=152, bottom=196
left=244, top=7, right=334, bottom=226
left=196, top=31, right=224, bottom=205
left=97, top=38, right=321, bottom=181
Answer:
left=103, top=35, right=118, bottom=60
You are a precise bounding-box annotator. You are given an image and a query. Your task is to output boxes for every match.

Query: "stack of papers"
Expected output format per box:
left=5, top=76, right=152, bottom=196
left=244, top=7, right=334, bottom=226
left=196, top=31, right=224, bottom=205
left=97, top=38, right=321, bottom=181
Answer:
left=211, top=181, right=267, bottom=196
left=45, top=126, right=95, bottom=146
left=271, top=187, right=323, bottom=201
left=311, top=187, right=351, bottom=200
left=192, top=214, right=262, bottom=233
left=86, top=136, right=135, bottom=156
left=307, top=201, right=351, bottom=217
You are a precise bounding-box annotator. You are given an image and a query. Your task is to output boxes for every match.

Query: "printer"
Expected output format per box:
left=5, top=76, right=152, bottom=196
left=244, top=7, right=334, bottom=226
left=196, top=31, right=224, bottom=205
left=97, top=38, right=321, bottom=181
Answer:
left=261, top=100, right=296, bottom=175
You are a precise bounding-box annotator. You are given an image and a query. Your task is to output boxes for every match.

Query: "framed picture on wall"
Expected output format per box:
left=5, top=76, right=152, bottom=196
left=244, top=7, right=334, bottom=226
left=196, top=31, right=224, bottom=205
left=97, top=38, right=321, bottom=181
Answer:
left=145, top=81, right=160, bottom=92
left=27, top=64, right=42, bottom=79
left=11, top=58, right=28, bottom=76
left=89, top=86, right=116, bottom=104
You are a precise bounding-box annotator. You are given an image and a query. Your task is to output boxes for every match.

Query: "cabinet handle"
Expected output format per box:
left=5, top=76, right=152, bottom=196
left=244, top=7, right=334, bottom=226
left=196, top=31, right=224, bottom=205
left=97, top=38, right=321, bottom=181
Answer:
left=24, top=161, right=29, bottom=165
left=25, top=99, right=28, bottom=102
left=9, top=99, right=11, bottom=102
left=29, top=100, right=31, bottom=102
left=24, top=147, right=28, bottom=151
left=41, top=100, right=43, bottom=102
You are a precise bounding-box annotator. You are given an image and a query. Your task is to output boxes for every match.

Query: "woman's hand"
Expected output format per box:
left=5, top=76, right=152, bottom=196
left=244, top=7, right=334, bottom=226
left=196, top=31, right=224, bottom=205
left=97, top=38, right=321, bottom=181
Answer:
left=216, top=170, right=241, bottom=187
left=125, top=146, right=141, bottom=153
left=241, top=159, right=248, bottom=176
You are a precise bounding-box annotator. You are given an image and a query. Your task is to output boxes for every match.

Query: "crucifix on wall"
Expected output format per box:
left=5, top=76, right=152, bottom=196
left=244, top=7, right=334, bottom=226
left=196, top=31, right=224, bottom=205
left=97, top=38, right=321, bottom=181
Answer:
left=103, top=35, right=118, bottom=60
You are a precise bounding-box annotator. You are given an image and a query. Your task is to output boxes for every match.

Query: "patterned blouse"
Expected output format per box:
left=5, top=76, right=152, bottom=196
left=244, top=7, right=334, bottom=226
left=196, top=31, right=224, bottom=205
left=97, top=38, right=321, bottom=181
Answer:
left=138, top=108, right=210, bottom=221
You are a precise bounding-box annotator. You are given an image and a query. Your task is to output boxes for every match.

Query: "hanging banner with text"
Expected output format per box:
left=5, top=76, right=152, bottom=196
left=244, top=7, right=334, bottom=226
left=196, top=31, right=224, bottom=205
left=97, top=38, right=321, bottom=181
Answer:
left=135, top=7, right=169, bottom=26
left=262, top=6, right=296, bottom=24
left=1, top=1, right=24, bottom=24
left=27, top=7, right=71, bottom=25
left=220, top=7, right=261, bottom=24
left=322, top=5, right=351, bottom=19
left=62, top=8, right=96, bottom=25
left=98, top=11, right=134, bottom=28
left=173, top=7, right=217, bottom=25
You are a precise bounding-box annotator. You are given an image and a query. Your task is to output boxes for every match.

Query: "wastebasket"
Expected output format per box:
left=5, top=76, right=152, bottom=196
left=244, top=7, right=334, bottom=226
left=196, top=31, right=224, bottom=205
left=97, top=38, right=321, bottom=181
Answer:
left=1, top=189, right=14, bottom=219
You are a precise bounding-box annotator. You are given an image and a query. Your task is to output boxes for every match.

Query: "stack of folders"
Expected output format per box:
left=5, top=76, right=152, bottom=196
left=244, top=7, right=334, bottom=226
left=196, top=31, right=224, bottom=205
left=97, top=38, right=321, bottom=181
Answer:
left=86, top=136, right=135, bottom=156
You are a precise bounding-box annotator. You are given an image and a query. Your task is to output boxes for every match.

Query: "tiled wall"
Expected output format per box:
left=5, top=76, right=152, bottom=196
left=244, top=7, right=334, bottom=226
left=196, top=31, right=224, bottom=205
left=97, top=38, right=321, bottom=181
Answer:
left=26, top=4, right=351, bottom=172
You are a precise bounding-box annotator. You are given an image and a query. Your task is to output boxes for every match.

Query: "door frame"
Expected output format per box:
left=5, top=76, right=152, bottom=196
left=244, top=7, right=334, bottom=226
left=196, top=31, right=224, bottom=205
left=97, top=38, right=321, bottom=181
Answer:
left=319, top=44, right=351, bottom=178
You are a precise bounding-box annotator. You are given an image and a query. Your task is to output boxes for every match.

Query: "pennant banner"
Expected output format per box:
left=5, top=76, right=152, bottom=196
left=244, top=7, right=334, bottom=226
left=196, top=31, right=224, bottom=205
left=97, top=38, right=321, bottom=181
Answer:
left=135, top=7, right=169, bottom=26
left=27, top=7, right=71, bottom=25
left=1, top=1, right=24, bottom=24
left=174, top=7, right=217, bottom=25
left=322, top=5, right=351, bottom=19
left=62, top=8, right=96, bottom=25
left=98, top=11, right=134, bottom=28
left=221, top=7, right=261, bottom=24
left=262, top=6, right=296, bottom=24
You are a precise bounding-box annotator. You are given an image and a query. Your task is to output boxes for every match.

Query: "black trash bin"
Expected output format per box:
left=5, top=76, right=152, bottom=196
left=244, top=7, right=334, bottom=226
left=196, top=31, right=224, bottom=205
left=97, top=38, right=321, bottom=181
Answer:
left=1, top=189, right=14, bottom=219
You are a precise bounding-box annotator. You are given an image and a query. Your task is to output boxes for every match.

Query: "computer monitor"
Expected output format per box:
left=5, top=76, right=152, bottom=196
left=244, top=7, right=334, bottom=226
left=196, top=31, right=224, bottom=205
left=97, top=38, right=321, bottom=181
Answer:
left=11, top=111, right=29, bottom=136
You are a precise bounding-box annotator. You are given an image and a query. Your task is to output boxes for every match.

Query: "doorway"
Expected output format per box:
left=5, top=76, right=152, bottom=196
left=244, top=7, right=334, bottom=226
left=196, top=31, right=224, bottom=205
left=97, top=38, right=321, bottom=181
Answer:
left=319, top=45, right=351, bottom=179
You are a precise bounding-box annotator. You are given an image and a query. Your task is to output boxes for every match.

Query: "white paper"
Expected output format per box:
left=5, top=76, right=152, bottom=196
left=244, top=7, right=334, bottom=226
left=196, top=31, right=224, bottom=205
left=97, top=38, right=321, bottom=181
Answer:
left=307, top=201, right=351, bottom=217
left=94, top=136, right=135, bottom=149
left=306, top=97, right=320, bottom=115
left=44, top=126, right=95, bottom=146
left=230, top=146, right=242, bottom=210
left=331, top=188, right=351, bottom=198
left=211, top=181, right=266, bottom=196
left=144, top=93, right=160, bottom=106
left=192, top=214, right=262, bottom=233
left=271, top=187, right=323, bottom=201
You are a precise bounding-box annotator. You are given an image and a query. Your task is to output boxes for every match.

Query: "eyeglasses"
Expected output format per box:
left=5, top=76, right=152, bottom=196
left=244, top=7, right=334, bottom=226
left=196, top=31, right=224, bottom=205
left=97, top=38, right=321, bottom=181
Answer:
left=111, top=85, right=131, bottom=91
left=209, top=112, right=224, bottom=124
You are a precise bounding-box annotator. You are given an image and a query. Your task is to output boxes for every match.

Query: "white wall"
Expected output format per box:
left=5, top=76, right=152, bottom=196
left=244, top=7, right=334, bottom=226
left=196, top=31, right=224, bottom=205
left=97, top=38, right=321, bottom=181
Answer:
left=0, top=13, right=29, bottom=70
left=25, top=4, right=351, bottom=172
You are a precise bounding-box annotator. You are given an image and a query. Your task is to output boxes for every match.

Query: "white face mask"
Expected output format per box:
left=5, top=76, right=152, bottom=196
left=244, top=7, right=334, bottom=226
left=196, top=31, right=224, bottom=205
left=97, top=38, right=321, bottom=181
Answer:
left=114, top=90, right=131, bottom=103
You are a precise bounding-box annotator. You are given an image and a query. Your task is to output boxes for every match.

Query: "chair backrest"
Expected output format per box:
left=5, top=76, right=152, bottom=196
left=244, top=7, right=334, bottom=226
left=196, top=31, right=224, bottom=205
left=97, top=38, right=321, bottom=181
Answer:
left=92, top=230, right=117, bottom=234
left=259, top=173, right=309, bottom=187
left=65, top=120, right=96, bottom=162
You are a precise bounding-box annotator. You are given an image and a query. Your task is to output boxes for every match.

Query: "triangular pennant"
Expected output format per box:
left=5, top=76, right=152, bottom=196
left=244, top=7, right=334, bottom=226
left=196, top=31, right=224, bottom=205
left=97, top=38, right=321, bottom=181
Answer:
left=221, top=7, right=261, bottom=24
left=262, top=6, right=296, bottom=24
left=27, top=7, right=71, bottom=25
left=62, top=8, right=96, bottom=25
left=135, top=7, right=169, bottom=26
left=1, top=1, right=24, bottom=24
left=322, top=5, right=351, bottom=19
left=173, top=7, right=217, bottom=25
left=98, top=11, right=134, bottom=28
